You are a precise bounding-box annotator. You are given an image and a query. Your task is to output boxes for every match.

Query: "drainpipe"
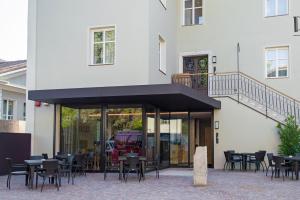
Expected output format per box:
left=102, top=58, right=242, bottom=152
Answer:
left=237, top=43, right=240, bottom=103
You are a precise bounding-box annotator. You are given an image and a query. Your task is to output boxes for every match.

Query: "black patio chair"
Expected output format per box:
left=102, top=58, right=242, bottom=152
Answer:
left=224, top=151, right=242, bottom=170
left=272, top=156, right=292, bottom=181
left=146, top=154, right=159, bottom=179
left=5, top=158, right=28, bottom=190
left=266, top=153, right=275, bottom=176
left=104, top=152, right=121, bottom=180
left=124, top=156, right=141, bottom=182
left=36, top=159, right=60, bottom=192
left=59, top=155, right=74, bottom=185
left=42, top=153, right=49, bottom=159
left=73, top=154, right=87, bottom=176
left=86, top=152, right=94, bottom=170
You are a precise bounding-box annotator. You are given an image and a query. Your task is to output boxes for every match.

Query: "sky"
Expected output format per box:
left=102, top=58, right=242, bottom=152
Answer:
left=0, top=0, right=28, bottom=61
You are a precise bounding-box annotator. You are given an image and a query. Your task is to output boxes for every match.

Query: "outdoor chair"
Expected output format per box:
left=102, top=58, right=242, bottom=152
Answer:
left=59, top=155, right=74, bottom=185
left=266, top=153, right=275, bottom=176
left=146, top=154, right=159, bottom=179
left=124, top=156, right=141, bottom=182
left=73, top=154, right=87, bottom=176
left=104, top=152, right=121, bottom=180
left=5, top=158, right=28, bottom=190
left=272, top=156, right=292, bottom=181
left=36, top=159, right=60, bottom=192
left=223, top=151, right=242, bottom=170
left=86, top=152, right=94, bottom=170
left=42, top=153, right=49, bottom=159
left=247, top=151, right=266, bottom=171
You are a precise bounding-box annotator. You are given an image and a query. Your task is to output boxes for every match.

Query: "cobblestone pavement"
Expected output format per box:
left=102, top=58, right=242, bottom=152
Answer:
left=0, top=168, right=299, bottom=200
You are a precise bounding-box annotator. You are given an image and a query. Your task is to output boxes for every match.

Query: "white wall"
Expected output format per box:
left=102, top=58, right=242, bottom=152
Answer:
left=213, top=98, right=280, bottom=169
left=177, top=0, right=300, bottom=99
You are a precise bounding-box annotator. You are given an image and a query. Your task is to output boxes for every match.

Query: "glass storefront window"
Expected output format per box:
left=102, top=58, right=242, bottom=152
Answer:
left=146, top=106, right=156, bottom=162
left=105, top=107, right=143, bottom=163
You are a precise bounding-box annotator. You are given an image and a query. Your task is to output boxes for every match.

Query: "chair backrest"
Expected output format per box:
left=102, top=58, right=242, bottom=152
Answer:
left=224, top=151, right=230, bottom=162
left=267, top=153, right=274, bottom=165
left=30, top=155, right=44, bottom=160
left=255, top=151, right=266, bottom=162
left=74, top=154, right=86, bottom=166
left=42, top=153, right=48, bottom=159
left=5, top=158, right=13, bottom=173
left=273, top=156, right=284, bottom=168
left=42, top=159, right=59, bottom=175
left=126, top=156, right=140, bottom=170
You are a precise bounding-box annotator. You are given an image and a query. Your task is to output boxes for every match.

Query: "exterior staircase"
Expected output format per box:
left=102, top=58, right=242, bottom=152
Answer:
left=172, top=72, right=300, bottom=125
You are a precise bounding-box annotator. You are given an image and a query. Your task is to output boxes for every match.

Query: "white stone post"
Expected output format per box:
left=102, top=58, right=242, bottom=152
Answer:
left=193, top=146, right=208, bottom=186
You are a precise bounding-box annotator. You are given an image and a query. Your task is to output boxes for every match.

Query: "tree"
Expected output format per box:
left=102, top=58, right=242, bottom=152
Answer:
left=277, top=115, right=300, bottom=156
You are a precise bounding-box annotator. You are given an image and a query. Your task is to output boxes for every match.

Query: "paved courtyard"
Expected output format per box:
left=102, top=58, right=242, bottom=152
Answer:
left=0, top=168, right=299, bottom=200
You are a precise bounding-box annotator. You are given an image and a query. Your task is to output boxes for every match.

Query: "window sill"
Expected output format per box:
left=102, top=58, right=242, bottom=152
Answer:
left=264, top=14, right=289, bottom=18
left=265, top=76, right=289, bottom=80
left=88, top=64, right=114, bottom=67
left=181, top=23, right=204, bottom=27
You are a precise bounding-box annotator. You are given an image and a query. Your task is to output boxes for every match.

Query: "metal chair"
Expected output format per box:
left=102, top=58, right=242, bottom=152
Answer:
left=36, top=159, right=60, bottom=191
left=272, top=156, right=292, bottom=181
left=266, top=153, right=275, bottom=176
left=124, top=156, right=141, bottom=182
left=59, top=155, right=74, bottom=185
left=104, top=152, right=120, bottom=180
left=73, top=154, right=86, bottom=176
left=5, top=158, right=28, bottom=190
left=146, top=154, right=159, bottom=179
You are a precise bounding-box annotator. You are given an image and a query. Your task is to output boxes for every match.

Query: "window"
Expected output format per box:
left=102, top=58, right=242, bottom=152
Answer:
left=90, top=27, right=115, bottom=65
left=265, top=0, right=288, bottom=17
left=265, top=47, right=289, bottom=78
left=184, top=0, right=203, bottom=25
left=159, top=36, right=167, bottom=74
left=2, top=99, right=14, bottom=120
left=160, top=0, right=167, bottom=8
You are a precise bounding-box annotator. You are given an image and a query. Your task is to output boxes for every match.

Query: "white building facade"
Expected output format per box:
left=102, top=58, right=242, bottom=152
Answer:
left=27, top=0, right=300, bottom=169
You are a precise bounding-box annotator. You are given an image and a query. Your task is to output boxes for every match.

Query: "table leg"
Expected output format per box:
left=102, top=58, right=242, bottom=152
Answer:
left=243, top=155, right=247, bottom=171
left=142, top=161, right=145, bottom=180
left=295, top=161, right=299, bottom=180
left=120, top=160, right=123, bottom=181
left=28, top=165, right=35, bottom=189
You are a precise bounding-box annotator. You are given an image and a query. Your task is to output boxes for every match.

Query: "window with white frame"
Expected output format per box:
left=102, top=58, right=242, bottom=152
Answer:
left=160, top=0, right=167, bottom=8
left=265, top=47, right=289, bottom=78
left=2, top=99, right=14, bottom=120
left=90, top=27, right=115, bottom=65
left=265, top=0, right=288, bottom=17
left=159, top=36, right=167, bottom=74
left=184, top=0, right=203, bottom=25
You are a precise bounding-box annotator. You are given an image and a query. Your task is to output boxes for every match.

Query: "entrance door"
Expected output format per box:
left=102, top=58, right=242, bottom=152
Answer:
left=183, top=55, right=209, bottom=94
left=190, top=112, right=214, bottom=168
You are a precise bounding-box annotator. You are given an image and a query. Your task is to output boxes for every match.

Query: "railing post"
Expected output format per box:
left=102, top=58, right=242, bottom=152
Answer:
left=265, top=85, right=268, bottom=117
left=294, top=99, right=297, bottom=123
left=237, top=73, right=240, bottom=103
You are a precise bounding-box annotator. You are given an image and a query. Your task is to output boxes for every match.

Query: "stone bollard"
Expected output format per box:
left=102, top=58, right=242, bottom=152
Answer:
left=193, top=146, right=208, bottom=186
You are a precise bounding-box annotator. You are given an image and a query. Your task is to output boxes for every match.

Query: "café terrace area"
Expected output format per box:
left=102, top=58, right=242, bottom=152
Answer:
left=1, top=168, right=300, bottom=200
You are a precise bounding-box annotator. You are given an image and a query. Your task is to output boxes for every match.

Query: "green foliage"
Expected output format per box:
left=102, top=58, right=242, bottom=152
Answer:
left=61, top=107, right=78, bottom=129
left=277, top=115, right=300, bottom=156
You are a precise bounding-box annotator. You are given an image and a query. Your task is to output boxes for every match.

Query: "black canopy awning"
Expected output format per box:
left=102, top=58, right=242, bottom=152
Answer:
left=28, top=84, right=221, bottom=111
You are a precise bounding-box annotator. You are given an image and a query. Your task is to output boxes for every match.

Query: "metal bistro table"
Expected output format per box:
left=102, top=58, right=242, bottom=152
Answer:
left=24, top=159, right=64, bottom=189
left=284, top=156, right=300, bottom=180
left=232, top=153, right=255, bottom=171
left=119, top=156, right=146, bottom=181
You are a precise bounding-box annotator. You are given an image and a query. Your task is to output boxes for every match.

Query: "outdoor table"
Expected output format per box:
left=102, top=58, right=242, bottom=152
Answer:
left=24, top=159, right=63, bottom=189
left=284, top=156, right=300, bottom=180
left=231, top=153, right=255, bottom=171
left=119, top=156, right=146, bottom=181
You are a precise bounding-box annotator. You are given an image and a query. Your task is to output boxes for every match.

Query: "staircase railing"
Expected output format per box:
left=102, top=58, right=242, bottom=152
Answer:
left=172, top=72, right=300, bottom=124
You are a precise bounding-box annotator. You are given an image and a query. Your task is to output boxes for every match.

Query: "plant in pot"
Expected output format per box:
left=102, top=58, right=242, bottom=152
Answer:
left=277, top=115, right=300, bottom=156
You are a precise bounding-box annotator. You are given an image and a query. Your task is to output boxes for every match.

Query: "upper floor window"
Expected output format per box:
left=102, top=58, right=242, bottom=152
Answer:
left=2, top=99, right=14, bottom=120
left=160, top=0, right=167, bottom=8
left=265, top=0, right=288, bottom=17
left=90, top=27, right=115, bottom=65
left=184, top=0, right=203, bottom=25
left=159, top=36, right=167, bottom=74
left=265, top=46, right=289, bottom=78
